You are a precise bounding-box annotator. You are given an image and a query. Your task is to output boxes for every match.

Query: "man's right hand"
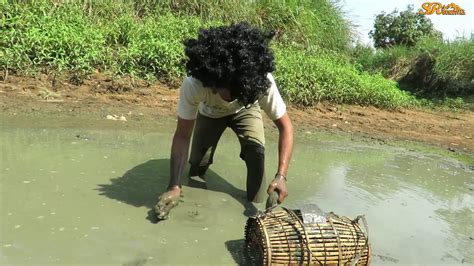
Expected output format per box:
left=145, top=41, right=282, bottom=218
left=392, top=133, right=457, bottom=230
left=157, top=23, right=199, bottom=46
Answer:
left=154, top=186, right=182, bottom=220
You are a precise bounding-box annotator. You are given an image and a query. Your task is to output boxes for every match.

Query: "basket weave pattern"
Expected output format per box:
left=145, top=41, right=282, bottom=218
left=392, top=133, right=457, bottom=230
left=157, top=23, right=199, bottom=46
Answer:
left=245, top=208, right=371, bottom=265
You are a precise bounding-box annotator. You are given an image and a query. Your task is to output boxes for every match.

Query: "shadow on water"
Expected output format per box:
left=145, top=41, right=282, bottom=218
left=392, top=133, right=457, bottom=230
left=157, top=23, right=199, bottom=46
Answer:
left=96, top=158, right=257, bottom=223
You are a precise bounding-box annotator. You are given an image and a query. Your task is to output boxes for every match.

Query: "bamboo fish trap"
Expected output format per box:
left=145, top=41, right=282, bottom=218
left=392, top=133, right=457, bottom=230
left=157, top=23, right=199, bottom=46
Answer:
left=245, top=207, right=371, bottom=265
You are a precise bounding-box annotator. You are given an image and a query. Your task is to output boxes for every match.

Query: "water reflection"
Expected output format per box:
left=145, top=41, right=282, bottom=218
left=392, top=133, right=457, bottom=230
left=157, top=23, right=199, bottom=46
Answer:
left=287, top=142, right=473, bottom=264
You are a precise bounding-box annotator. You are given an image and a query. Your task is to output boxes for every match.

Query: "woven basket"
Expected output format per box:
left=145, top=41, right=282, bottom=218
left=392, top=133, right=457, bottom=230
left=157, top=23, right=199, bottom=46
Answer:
left=245, top=207, right=371, bottom=265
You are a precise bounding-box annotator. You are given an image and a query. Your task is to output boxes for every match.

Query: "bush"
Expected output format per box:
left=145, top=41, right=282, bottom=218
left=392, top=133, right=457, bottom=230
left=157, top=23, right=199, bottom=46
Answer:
left=1, top=0, right=422, bottom=109
left=427, top=39, right=474, bottom=96
left=112, top=14, right=207, bottom=81
left=275, top=45, right=417, bottom=108
left=353, top=37, right=474, bottom=97
left=369, top=5, right=441, bottom=48
left=157, top=0, right=353, bottom=52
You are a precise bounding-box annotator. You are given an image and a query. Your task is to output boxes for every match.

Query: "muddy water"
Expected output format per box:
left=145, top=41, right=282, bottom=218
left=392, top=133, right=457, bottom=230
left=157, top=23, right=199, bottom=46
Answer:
left=1, top=113, right=473, bottom=265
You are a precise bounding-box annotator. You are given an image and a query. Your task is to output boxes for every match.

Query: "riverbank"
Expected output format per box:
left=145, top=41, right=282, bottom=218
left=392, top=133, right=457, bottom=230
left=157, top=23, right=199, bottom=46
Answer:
left=1, top=73, right=473, bottom=159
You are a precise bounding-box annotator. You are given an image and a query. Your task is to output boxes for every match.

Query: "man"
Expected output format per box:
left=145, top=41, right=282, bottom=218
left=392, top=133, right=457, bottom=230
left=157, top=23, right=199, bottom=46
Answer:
left=155, top=22, right=293, bottom=220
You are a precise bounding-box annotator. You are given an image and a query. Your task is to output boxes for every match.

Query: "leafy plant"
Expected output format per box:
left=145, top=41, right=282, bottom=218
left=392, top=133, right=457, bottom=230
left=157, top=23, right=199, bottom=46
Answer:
left=353, top=37, right=474, bottom=98
left=369, top=5, right=442, bottom=48
left=275, top=45, right=417, bottom=108
left=1, top=0, right=432, bottom=109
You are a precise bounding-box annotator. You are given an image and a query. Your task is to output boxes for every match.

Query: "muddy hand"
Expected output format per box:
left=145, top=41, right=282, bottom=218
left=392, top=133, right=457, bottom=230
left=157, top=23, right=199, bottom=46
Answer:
left=265, top=191, right=279, bottom=210
left=154, top=186, right=182, bottom=220
left=267, top=175, right=288, bottom=204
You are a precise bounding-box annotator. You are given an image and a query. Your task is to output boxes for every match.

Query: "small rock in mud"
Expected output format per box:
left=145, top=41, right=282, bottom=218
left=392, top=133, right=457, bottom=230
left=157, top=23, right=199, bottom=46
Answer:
left=75, top=134, right=93, bottom=141
left=106, top=114, right=127, bottom=121
left=188, top=210, right=199, bottom=218
left=37, top=87, right=61, bottom=100
left=376, top=254, right=399, bottom=262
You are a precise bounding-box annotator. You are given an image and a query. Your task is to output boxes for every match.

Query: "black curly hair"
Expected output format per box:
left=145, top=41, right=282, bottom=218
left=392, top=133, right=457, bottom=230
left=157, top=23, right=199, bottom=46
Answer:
left=184, top=22, right=276, bottom=106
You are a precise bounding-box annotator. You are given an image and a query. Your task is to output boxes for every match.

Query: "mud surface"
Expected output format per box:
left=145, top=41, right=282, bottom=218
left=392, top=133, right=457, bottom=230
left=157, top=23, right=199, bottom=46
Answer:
left=1, top=73, right=473, bottom=264
left=1, top=111, right=473, bottom=265
left=1, top=73, right=473, bottom=154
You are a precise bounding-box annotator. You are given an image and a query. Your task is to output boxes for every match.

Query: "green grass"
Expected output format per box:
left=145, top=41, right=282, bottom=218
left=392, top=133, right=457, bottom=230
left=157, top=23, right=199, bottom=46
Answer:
left=352, top=37, right=474, bottom=99
left=1, top=0, right=421, bottom=109
left=156, top=0, right=353, bottom=52
left=275, top=45, right=417, bottom=108
left=0, top=2, right=209, bottom=81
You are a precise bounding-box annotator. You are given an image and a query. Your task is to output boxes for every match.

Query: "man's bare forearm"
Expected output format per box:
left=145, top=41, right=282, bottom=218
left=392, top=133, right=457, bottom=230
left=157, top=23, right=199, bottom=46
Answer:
left=168, top=135, right=191, bottom=189
left=277, top=125, right=293, bottom=176
left=274, top=114, right=294, bottom=177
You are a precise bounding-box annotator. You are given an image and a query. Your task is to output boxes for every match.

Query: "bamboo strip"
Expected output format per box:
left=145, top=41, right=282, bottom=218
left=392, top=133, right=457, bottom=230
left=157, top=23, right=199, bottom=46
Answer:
left=269, top=233, right=366, bottom=239
left=269, top=258, right=368, bottom=265
left=269, top=245, right=370, bottom=253
left=269, top=251, right=370, bottom=259
left=266, top=223, right=364, bottom=231
left=267, top=243, right=367, bottom=250
left=272, top=260, right=367, bottom=265
left=268, top=256, right=370, bottom=264
left=269, top=256, right=359, bottom=262
left=269, top=235, right=367, bottom=242
left=269, top=247, right=371, bottom=253
left=265, top=224, right=364, bottom=233
left=266, top=229, right=364, bottom=237
left=269, top=250, right=369, bottom=257
left=266, top=229, right=356, bottom=235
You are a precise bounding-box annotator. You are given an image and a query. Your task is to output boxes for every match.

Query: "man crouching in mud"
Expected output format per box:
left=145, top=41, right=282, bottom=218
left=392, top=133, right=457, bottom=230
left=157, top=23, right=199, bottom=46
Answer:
left=155, top=22, right=293, bottom=220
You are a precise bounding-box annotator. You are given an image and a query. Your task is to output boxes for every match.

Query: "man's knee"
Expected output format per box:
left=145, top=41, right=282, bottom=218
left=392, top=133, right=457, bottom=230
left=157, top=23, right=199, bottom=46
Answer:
left=240, top=143, right=265, bottom=161
left=189, top=146, right=214, bottom=176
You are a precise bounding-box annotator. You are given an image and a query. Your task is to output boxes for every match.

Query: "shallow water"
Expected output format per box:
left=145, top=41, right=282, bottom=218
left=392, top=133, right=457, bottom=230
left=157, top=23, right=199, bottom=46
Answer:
left=1, top=114, right=473, bottom=265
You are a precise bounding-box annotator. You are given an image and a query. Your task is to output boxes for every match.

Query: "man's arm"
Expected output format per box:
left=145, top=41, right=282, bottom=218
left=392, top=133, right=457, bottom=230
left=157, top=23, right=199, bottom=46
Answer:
left=273, top=113, right=293, bottom=177
left=168, top=117, right=195, bottom=189
left=267, top=112, right=293, bottom=203
left=155, top=117, right=194, bottom=220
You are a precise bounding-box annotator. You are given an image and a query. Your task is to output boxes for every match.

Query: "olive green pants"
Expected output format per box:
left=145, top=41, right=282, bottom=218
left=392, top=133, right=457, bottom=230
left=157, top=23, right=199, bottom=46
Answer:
left=189, top=106, right=266, bottom=203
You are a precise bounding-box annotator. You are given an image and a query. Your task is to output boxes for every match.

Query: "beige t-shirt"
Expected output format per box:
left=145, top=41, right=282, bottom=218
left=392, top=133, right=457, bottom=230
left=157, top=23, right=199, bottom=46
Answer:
left=177, top=73, right=286, bottom=120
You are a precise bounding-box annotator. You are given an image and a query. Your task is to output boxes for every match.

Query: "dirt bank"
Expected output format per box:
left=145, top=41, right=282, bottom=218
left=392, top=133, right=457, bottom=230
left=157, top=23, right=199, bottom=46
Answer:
left=1, top=73, right=473, bottom=154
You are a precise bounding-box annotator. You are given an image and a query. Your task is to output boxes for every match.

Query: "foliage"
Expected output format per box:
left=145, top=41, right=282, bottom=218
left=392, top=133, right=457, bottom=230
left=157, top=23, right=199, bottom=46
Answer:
left=1, top=0, right=424, bottom=109
left=157, top=0, right=353, bottom=52
left=423, top=38, right=474, bottom=96
left=353, top=37, right=474, bottom=97
left=1, top=2, right=106, bottom=72
left=112, top=14, right=207, bottom=81
left=369, top=5, right=442, bottom=48
left=275, top=45, right=417, bottom=108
